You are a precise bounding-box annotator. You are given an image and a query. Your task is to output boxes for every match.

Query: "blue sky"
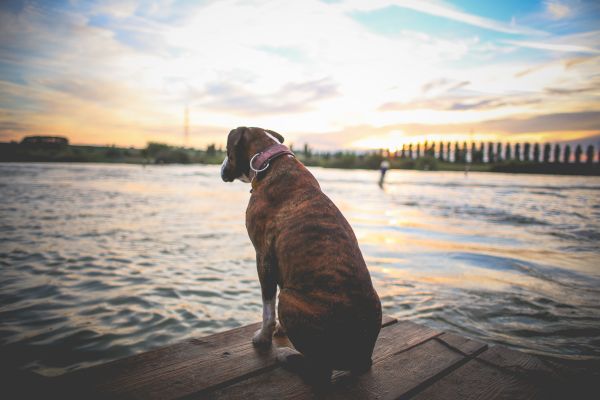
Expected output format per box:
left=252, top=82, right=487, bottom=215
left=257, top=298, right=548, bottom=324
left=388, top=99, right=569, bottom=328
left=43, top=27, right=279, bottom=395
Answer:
left=0, top=0, right=599, bottom=149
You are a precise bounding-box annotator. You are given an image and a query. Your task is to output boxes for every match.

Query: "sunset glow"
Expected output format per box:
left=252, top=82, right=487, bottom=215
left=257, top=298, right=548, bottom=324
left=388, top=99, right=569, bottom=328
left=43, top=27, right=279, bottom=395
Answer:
left=1, top=0, right=599, bottom=149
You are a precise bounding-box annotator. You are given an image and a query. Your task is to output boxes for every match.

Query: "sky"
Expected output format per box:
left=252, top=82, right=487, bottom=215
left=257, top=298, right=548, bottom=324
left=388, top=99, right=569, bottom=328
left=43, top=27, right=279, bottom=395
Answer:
left=1, top=0, right=599, bottom=150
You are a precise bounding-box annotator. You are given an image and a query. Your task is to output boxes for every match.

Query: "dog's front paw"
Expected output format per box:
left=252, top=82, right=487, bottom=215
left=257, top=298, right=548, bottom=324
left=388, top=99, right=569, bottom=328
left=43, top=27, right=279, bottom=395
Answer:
left=252, top=329, right=273, bottom=348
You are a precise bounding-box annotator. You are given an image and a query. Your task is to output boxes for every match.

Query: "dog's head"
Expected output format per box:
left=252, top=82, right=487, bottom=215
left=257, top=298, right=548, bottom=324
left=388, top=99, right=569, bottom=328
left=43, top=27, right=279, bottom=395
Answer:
left=221, top=127, right=285, bottom=183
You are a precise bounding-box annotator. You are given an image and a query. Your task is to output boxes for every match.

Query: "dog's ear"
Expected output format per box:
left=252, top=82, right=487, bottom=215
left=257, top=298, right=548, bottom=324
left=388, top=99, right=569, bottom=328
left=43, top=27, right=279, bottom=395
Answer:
left=229, top=126, right=246, bottom=151
left=266, top=129, right=284, bottom=144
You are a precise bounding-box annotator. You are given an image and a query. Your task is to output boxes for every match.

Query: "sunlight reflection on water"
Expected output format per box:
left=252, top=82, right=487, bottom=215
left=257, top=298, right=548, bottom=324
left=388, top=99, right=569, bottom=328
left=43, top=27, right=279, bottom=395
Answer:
left=1, top=162, right=599, bottom=376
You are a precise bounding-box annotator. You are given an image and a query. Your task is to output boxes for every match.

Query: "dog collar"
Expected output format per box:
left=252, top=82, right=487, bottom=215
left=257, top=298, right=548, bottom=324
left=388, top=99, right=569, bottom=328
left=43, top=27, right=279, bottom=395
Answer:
left=249, top=143, right=294, bottom=190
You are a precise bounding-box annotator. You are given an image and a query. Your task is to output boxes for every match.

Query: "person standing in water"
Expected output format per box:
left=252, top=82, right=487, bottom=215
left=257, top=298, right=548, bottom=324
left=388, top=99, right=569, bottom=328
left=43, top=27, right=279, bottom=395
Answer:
left=379, top=159, right=390, bottom=187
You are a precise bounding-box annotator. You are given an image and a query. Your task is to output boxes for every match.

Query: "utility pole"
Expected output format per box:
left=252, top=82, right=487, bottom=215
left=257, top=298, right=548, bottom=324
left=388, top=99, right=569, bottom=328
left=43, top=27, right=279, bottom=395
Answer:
left=184, top=105, right=189, bottom=148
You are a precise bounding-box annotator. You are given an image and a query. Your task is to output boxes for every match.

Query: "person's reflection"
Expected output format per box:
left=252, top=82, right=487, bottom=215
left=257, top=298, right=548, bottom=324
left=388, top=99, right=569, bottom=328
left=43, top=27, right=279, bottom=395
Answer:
left=379, top=159, right=390, bottom=187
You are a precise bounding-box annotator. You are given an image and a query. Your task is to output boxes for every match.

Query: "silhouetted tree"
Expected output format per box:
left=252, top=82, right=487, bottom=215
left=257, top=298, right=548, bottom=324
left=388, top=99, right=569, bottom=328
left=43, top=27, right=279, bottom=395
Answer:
left=505, top=143, right=512, bottom=161
left=416, top=143, right=421, bottom=159
left=554, top=143, right=561, bottom=163
left=408, top=143, right=413, bottom=159
left=446, top=142, right=452, bottom=161
left=496, top=142, right=503, bottom=162
left=400, top=144, right=406, bottom=159
left=478, top=142, right=485, bottom=163
left=487, top=142, right=495, bottom=163
left=524, top=142, right=531, bottom=162
left=206, top=144, right=216, bottom=156
left=423, top=141, right=428, bottom=157
left=438, top=142, right=444, bottom=161
left=454, top=142, right=460, bottom=162
left=427, top=141, right=435, bottom=157
left=303, top=143, right=312, bottom=158
left=533, top=143, right=540, bottom=163
left=462, top=141, right=468, bottom=162
left=586, top=144, right=594, bottom=163
left=515, top=143, right=521, bottom=161
left=470, top=142, right=478, bottom=163
left=564, top=144, right=571, bottom=163
left=543, top=143, right=551, bottom=163
left=574, top=144, right=582, bottom=164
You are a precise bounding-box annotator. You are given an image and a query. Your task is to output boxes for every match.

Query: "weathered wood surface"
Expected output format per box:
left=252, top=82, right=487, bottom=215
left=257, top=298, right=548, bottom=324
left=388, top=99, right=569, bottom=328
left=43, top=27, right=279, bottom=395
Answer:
left=55, top=315, right=592, bottom=399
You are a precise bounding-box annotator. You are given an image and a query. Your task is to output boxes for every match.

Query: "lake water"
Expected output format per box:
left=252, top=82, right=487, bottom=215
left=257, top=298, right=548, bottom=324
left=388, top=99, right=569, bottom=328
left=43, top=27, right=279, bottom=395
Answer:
left=1, top=162, right=599, bottom=376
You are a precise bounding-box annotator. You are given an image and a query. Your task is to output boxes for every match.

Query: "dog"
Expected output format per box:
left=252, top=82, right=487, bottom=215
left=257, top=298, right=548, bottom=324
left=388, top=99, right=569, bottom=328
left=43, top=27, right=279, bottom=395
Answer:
left=221, top=126, right=382, bottom=383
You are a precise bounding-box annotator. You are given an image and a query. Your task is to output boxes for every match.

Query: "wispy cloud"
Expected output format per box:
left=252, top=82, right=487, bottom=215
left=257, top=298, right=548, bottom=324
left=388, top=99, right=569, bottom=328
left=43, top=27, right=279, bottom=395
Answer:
left=337, top=0, right=547, bottom=35
left=199, top=78, right=339, bottom=116
left=504, top=39, right=600, bottom=54
left=544, top=0, right=573, bottom=20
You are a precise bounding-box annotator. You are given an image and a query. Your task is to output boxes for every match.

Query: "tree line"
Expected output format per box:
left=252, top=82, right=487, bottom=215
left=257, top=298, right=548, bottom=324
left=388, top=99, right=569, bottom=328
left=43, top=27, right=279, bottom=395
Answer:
left=386, top=141, right=599, bottom=164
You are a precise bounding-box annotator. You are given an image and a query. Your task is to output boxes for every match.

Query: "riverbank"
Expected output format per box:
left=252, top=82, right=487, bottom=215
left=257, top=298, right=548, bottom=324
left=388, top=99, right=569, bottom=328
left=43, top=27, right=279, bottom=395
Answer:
left=1, top=142, right=599, bottom=176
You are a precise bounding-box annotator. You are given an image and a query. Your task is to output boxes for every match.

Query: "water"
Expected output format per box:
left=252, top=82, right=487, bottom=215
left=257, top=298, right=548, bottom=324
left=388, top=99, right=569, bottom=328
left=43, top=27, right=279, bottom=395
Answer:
left=1, top=163, right=599, bottom=377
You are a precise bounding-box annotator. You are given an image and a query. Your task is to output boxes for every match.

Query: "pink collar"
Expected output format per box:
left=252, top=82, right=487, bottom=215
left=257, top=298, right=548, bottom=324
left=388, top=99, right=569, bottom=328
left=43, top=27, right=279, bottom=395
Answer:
left=249, top=143, right=294, bottom=182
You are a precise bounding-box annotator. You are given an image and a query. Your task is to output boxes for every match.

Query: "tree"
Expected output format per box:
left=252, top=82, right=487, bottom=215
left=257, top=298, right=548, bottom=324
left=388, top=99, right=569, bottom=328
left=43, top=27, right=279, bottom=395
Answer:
left=416, top=143, right=421, bottom=159
left=454, top=142, right=460, bottom=162
left=574, top=144, right=582, bottom=164
left=400, top=144, right=406, bottom=159
left=496, top=142, right=503, bottom=162
left=586, top=144, right=594, bottom=163
left=487, top=142, right=495, bottom=163
left=554, top=143, right=561, bottom=163
left=303, top=143, right=312, bottom=158
left=515, top=143, right=521, bottom=161
left=505, top=143, right=512, bottom=161
left=543, top=143, right=551, bottom=163
left=564, top=144, right=571, bottom=163
left=446, top=142, right=452, bottom=161
left=146, top=142, right=171, bottom=157
left=524, top=142, right=531, bottom=162
left=427, top=141, right=435, bottom=157
left=408, top=143, right=413, bottom=159
left=478, top=142, right=485, bottom=163
left=438, top=142, right=444, bottom=161
left=206, top=144, right=216, bottom=156
left=533, top=143, right=540, bottom=163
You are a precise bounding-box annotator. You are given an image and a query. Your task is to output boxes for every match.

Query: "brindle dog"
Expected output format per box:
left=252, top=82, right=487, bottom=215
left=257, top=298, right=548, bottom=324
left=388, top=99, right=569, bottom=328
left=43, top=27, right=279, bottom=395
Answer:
left=221, top=126, right=382, bottom=383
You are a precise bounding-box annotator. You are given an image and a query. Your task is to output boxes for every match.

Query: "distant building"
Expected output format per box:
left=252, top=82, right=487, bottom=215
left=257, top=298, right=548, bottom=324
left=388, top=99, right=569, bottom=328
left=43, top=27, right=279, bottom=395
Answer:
left=21, top=136, right=69, bottom=147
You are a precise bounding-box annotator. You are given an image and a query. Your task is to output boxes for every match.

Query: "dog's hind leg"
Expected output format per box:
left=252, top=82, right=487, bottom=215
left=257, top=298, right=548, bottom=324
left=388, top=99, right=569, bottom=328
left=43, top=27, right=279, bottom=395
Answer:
left=276, top=346, right=303, bottom=366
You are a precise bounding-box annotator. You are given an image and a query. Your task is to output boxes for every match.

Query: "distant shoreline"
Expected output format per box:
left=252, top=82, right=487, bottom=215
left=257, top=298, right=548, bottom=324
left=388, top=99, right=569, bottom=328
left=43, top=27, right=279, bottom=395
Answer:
left=1, top=141, right=599, bottom=176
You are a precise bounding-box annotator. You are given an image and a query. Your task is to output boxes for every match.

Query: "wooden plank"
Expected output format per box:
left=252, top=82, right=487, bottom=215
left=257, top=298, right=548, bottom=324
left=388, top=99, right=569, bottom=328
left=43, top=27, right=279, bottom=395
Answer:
left=411, top=357, right=542, bottom=400
left=198, top=320, right=441, bottom=400
left=326, top=338, right=465, bottom=400
left=476, top=346, right=556, bottom=378
left=60, top=315, right=397, bottom=399
left=435, top=332, right=487, bottom=357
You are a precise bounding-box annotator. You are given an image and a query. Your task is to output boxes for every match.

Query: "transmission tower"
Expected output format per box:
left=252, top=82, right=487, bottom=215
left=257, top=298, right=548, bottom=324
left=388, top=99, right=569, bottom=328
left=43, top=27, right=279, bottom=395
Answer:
left=184, top=106, right=189, bottom=147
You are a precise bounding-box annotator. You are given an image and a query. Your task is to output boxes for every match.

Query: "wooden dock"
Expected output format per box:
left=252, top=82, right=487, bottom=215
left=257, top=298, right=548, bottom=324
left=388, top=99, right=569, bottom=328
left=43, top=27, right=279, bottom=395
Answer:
left=47, top=315, right=595, bottom=399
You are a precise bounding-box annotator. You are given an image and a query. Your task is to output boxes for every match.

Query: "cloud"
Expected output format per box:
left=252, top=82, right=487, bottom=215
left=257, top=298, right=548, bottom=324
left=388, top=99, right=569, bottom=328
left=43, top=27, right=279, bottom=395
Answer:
left=336, top=0, right=546, bottom=36
left=503, top=40, right=600, bottom=54
left=544, top=1, right=573, bottom=20
left=294, top=110, right=600, bottom=149
left=197, top=78, right=339, bottom=116
left=380, top=94, right=542, bottom=112
left=421, top=79, right=470, bottom=94
left=484, top=111, right=600, bottom=133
